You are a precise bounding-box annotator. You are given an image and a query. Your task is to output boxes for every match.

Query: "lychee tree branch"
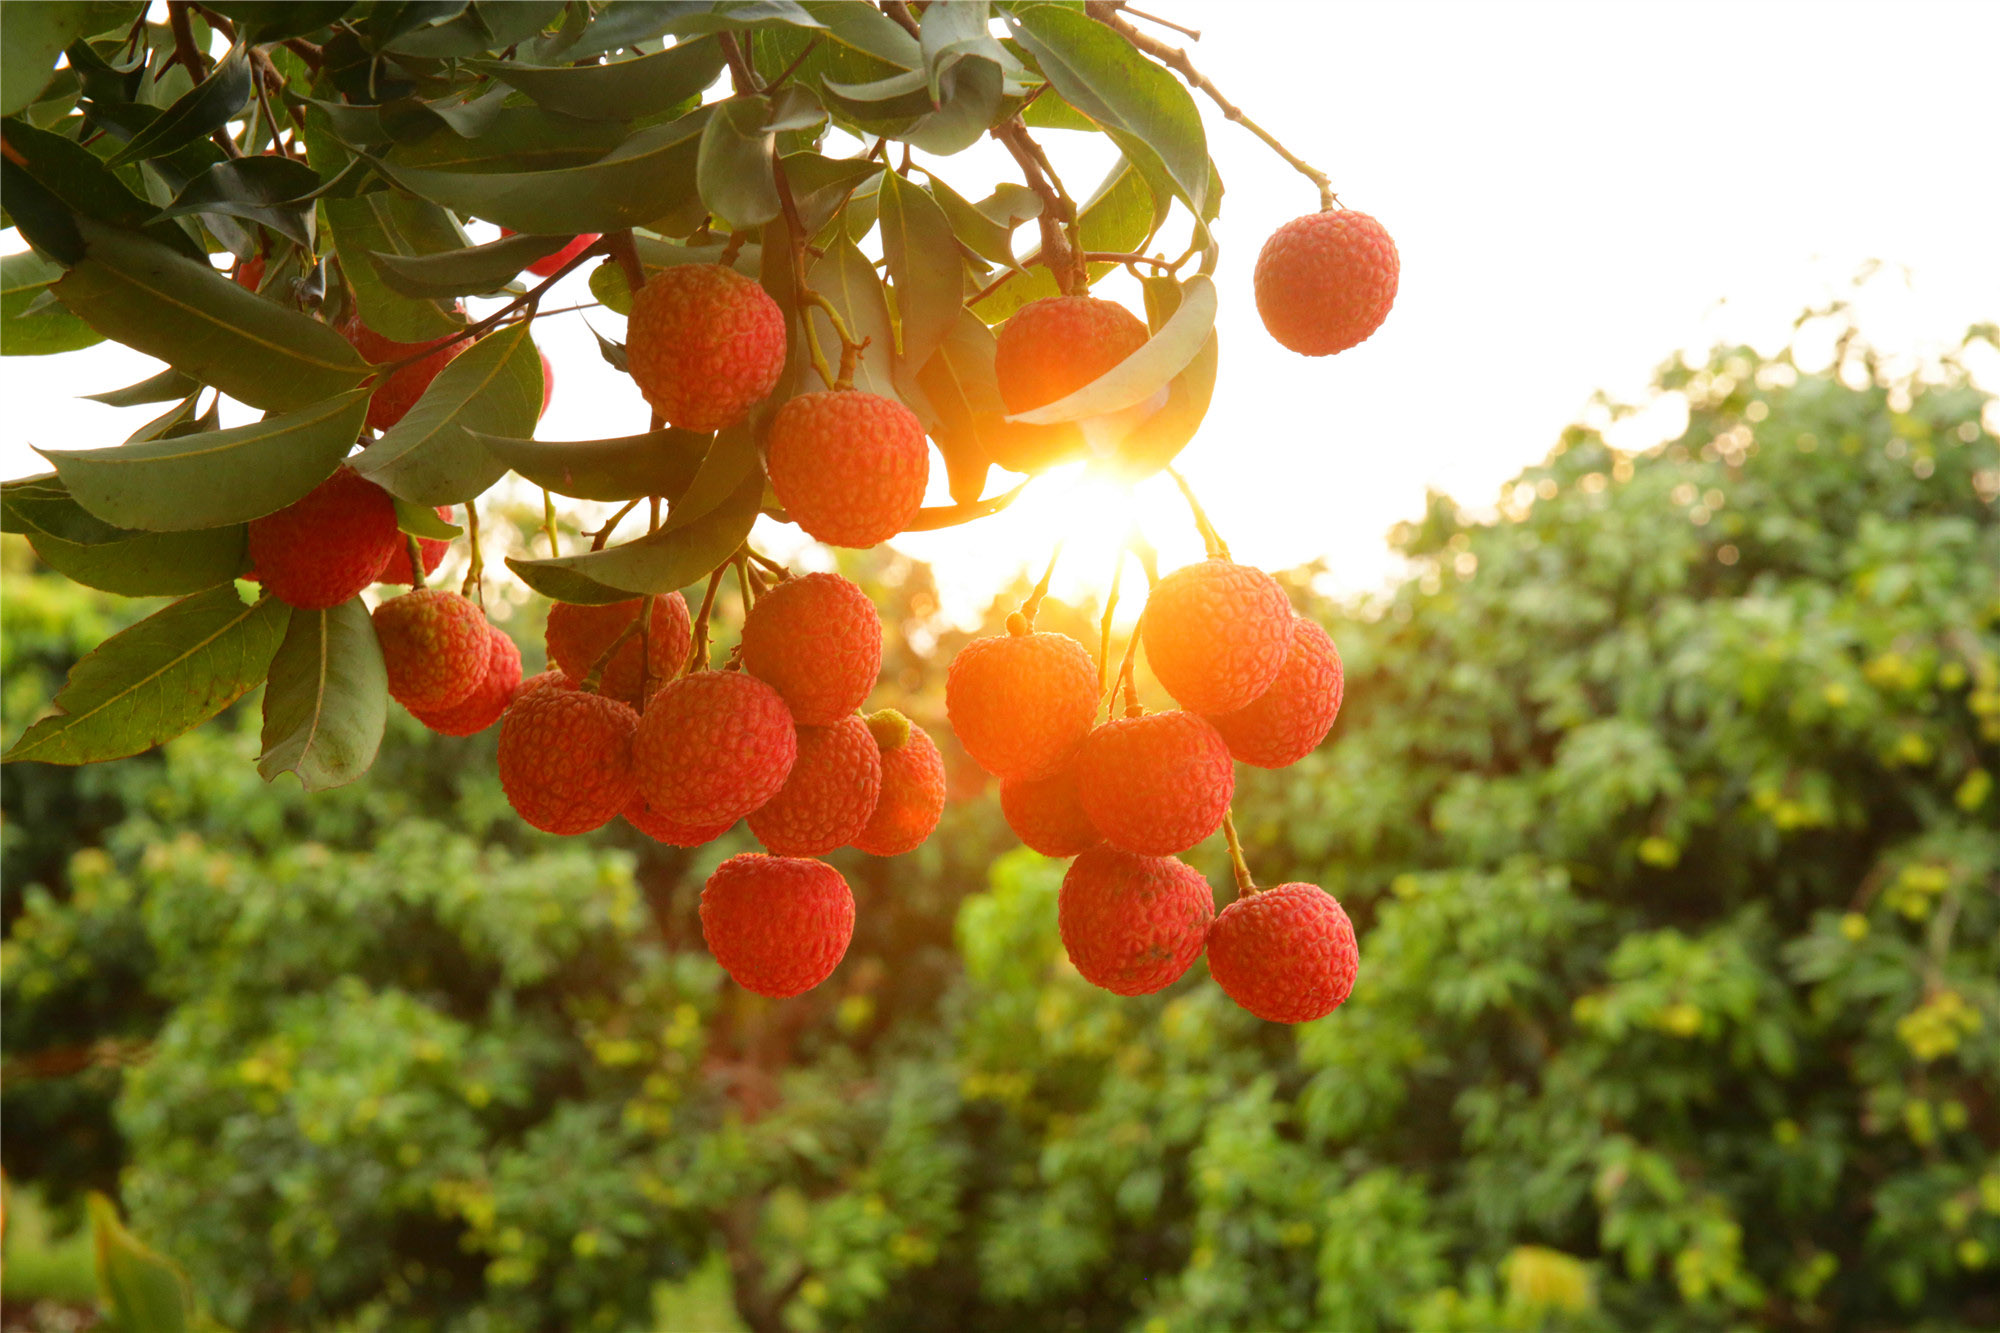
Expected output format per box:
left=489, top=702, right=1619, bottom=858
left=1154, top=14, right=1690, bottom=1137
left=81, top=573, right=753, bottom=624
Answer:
left=993, top=118, right=1085, bottom=295
left=773, top=150, right=865, bottom=391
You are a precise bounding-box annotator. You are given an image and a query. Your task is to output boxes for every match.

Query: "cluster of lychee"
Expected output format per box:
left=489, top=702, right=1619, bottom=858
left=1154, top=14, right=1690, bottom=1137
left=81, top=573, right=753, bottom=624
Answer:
left=946, top=559, right=1356, bottom=1025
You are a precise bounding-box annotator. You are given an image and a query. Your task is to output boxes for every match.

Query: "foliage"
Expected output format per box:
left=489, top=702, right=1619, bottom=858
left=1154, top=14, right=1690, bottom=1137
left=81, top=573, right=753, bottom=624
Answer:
left=6, top=323, right=1997, bottom=1330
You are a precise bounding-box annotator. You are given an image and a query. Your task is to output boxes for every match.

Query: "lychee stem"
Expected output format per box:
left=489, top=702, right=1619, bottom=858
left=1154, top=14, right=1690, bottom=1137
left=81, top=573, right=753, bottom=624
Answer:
left=460, top=501, right=483, bottom=603
left=1017, top=539, right=1064, bottom=630
left=684, top=562, right=728, bottom=675
left=1221, top=808, right=1258, bottom=898
left=637, top=594, right=655, bottom=701
left=1097, top=547, right=1127, bottom=696
left=1105, top=609, right=1144, bottom=721
left=1167, top=466, right=1230, bottom=560
left=541, top=489, right=558, bottom=557
left=581, top=615, right=642, bottom=694
left=404, top=534, right=427, bottom=590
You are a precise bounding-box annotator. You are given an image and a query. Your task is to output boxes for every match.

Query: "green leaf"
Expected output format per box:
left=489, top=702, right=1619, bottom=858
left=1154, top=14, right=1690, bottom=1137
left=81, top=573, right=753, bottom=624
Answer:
left=1115, top=273, right=1217, bottom=477
left=80, top=367, right=201, bottom=406
left=1019, top=85, right=1099, bottom=132
left=505, top=462, right=763, bottom=603
left=806, top=233, right=895, bottom=398
left=973, top=157, right=1153, bottom=320
left=659, top=423, right=759, bottom=535
left=388, top=0, right=563, bottom=56
left=370, top=232, right=565, bottom=300
left=203, top=1, right=356, bottom=42
left=1, top=3, right=139, bottom=118
left=2, top=250, right=102, bottom=354
left=469, top=37, right=724, bottom=121
left=1, top=118, right=203, bottom=260
left=26, top=522, right=247, bottom=598
left=37, top=390, right=370, bottom=532
left=393, top=497, right=461, bottom=538
left=919, top=0, right=1003, bottom=101
left=155, top=155, right=322, bottom=248
left=899, top=55, right=1005, bottom=155
left=878, top=170, right=961, bottom=369
left=478, top=427, right=711, bottom=501
left=4, top=585, right=287, bottom=766
left=910, top=308, right=1035, bottom=503
left=587, top=236, right=753, bottom=315
left=698, top=97, right=783, bottom=231
left=352, top=322, right=543, bottom=504
left=106, top=39, right=252, bottom=167
left=790, top=0, right=917, bottom=65
left=52, top=219, right=370, bottom=412
left=781, top=151, right=884, bottom=235
left=88, top=1193, right=191, bottom=1333
left=1005, top=274, right=1214, bottom=424
left=257, top=597, right=388, bottom=791
left=924, top=174, right=1029, bottom=269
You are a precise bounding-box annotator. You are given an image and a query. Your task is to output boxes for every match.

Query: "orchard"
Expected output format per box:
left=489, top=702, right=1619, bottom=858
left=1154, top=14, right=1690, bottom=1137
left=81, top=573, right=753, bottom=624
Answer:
left=1, top=0, right=1378, bottom=1021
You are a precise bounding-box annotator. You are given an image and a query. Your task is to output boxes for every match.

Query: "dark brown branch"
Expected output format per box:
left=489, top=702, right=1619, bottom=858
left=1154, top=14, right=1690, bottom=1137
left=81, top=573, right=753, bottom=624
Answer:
left=991, top=118, right=1083, bottom=295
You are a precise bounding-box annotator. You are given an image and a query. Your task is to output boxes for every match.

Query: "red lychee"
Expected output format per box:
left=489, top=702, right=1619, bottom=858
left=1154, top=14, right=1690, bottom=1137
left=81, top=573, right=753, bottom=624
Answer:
left=1059, top=846, right=1214, bottom=996
left=1000, top=765, right=1102, bottom=858
left=1253, top=209, right=1398, bottom=357
left=851, top=710, right=946, bottom=857
left=1074, top=711, right=1233, bottom=857
left=374, top=506, right=453, bottom=585
left=341, top=312, right=469, bottom=433
left=1206, top=883, right=1358, bottom=1024
left=992, top=296, right=1151, bottom=474
left=740, top=572, right=883, bottom=726
left=748, top=715, right=883, bottom=856
left=945, top=629, right=1098, bottom=781
left=544, top=593, right=692, bottom=709
left=373, top=589, right=491, bottom=712
left=1205, top=616, right=1344, bottom=768
left=766, top=390, right=930, bottom=549
left=624, top=792, right=733, bottom=848
left=625, top=264, right=786, bottom=431
left=501, top=229, right=601, bottom=278
left=700, top=853, right=855, bottom=998
left=409, top=620, right=523, bottom=736
left=234, top=254, right=265, bottom=291
left=1140, top=559, right=1294, bottom=715
left=496, top=683, right=638, bottom=835
left=539, top=350, right=553, bottom=419
left=632, top=670, right=797, bottom=827
left=246, top=466, right=401, bottom=610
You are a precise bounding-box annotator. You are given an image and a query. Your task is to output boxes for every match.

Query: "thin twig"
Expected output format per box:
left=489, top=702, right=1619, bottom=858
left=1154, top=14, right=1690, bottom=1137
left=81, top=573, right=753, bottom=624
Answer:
left=542, top=489, right=558, bottom=557
left=718, top=31, right=762, bottom=94
left=1098, top=545, right=1127, bottom=695
left=1221, top=809, right=1258, bottom=897
left=1167, top=465, right=1229, bottom=560
left=588, top=498, right=644, bottom=551
left=1015, top=540, right=1064, bottom=630
left=992, top=118, right=1084, bottom=295
left=460, top=502, right=483, bottom=602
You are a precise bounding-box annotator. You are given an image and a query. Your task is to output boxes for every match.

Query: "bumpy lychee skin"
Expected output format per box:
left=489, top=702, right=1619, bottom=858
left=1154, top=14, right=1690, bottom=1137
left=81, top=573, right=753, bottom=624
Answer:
left=545, top=593, right=693, bottom=708
left=766, top=390, right=930, bottom=548
left=700, top=854, right=855, bottom=998
left=373, top=590, right=491, bottom=712
left=409, top=621, right=523, bottom=736
left=1205, top=617, right=1344, bottom=768
left=1141, top=560, right=1294, bottom=715
left=625, top=264, right=786, bottom=431
left=740, top=573, right=882, bottom=725
left=632, top=671, right=797, bottom=826
left=246, top=466, right=401, bottom=610
left=852, top=710, right=946, bottom=857
left=1253, top=210, right=1399, bottom=358
left=1074, top=711, right=1234, bottom=856
left=945, top=629, right=1099, bottom=781
left=1059, top=846, right=1214, bottom=996
left=1000, top=765, right=1102, bottom=858
left=624, top=792, right=733, bottom=848
left=374, top=506, right=453, bottom=585
left=496, top=684, right=638, bottom=836
left=341, top=313, right=469, bottom=432
left=1207, top=883, right=1359, bottom=1024
left=992, top=296, right=1151, bottom=474
left=748, top=715, right=883, bottom=856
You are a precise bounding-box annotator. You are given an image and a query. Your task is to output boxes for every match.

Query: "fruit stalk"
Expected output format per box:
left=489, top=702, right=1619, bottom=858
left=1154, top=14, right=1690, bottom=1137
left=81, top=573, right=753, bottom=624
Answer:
left=1221, top=808, right=1258, bottom=897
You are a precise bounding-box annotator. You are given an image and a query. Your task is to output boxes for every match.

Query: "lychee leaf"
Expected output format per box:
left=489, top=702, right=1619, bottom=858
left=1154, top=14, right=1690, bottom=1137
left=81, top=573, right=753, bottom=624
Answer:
left=22, top=511, right=247, bottom=597
left=504, top=465, right=764, bottom=604
left=659, top=425, right=759, bottom=536
left=475, top=426, right=709, bottom=502
left=106, top=38, right=252, bottom=167
left=258, top=597, right=388, bottom=792
left=2, top=585, right=287, bottom=766
left=923, top=174, right=1027, bottom=271
left=1005, top=275, right=1214, bottom=426
left=879, top=170, right=961, bottom=370
left=369, top=232, right=561, bottom=300
left=698, top=97, right=783, bottom=231
left=79, top=367, right=201, bottom=406
left=0, top=3, right=140, bottom=118
left=1, top=250, right=103, bottom=355
left=972, top=157, right=1152, bottom=322
left=1112, top=273, right=1218, bottom=479
left=806, top=233, right=895, bottom=399
left=467, top=37, right=724, bottom=121
left=36, top=389, right=371, bottom=532
left=353, top=321, right=543, bottom=505
left=393, top=498, right=462, bottom=539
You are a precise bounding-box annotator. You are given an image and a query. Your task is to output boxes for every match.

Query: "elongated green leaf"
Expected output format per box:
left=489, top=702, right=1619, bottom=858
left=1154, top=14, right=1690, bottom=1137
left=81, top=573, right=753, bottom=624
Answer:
left=900, top=55, right=1005, bottom=155
left=352, top=322, right=542, bottom=504
left=923, top=174, right=1024, bottom=269
left=53, top=219, right=369, bottom=411
left=1005, top=275, right=1214, bottom=424
left=204, top=1, right=356, bottom=42
left=973, top=158, right=1153, bottom=320
left=660, top=426, right=759, bottom=536
left=2, top=251, right=102, bottom=354
left=156, top=154, right=321, bottom=247
left=470, top=37, right=724, bottom=121
left=370, top=232, right=565, bottom=299
left=912, top=308, right=1037, bottom=503
left=393, top=498, right=461, bottom=539
left=389, top=0, right=562, bottom=55
left=792, top=0, right=920, bottom=66
left=1, top=473, right=115, bottom=542
left=505, top=465, right=762, bottom=603
left=38, top=390, right=370, bottom=532
left=28, top=522, right=247, bottom=597
left=478, top=427, right=711, bottom=501
left=1, top=119, right=203, bottom=260
left=89, top=1193, right=191, bottom=1333
left=4, top=585, right=287, bottom=766
left=698, top=97, right=782, bottom=231
left=107, top=39, right=251, bottom=166
left=919, top=0, right=1001, bottom=100
left=1114, top=273, right=1217, bottom=477
left=81, top=367, right=200, bottom=406
left=878, top=171, right=962, bottom=369
left=258, top=598, right=387, bottom=791
left=782, top=151, right=884, bottom=235
left=2, top=4, right=139, bottom=118
left=807, top=233, right=895, bottom=398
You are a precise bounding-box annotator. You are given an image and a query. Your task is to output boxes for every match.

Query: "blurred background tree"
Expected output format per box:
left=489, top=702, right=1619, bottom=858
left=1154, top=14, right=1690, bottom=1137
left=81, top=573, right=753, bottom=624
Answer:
left=5, top=314, right=1997, bottom=1331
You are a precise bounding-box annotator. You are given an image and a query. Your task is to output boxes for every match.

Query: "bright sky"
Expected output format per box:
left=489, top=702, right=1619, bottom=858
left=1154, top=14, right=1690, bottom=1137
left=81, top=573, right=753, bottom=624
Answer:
left=7, top=0, right=1998, bottom=621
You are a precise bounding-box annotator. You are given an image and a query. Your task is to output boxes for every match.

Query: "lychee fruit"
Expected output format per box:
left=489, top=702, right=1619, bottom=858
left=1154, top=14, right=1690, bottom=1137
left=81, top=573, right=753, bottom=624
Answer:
left=851, top=710, right=946, bottom=857
left=1059, top=846, right=1214, bottom=996
left=632, top=670, right=797, bottom=827
left=945, top=628, right=1098, bottom=781
left=544, top=593, right=693, bottom=709
left=992, top=296, right=1151, bottom=474
left=246, top=466, right=401, bottom=610
left=624, top=792, right=733, bottom=848
left=1206, top=883, right=1358, bottom=1023
left=1073, top=711, right=1233, bottom=856
left=766, top=390, right=930, bottom=549
left=1000, top=765, right=1102, bottom=858
left=496, top=682, right=638, bottom=835
left=1140, top=560, right=1294, bottom=714
left=372, top=589, right=490, bottom=712
left=625, top=264, right=786, bottom=431
left=409, top=620, right=523, bottom=736
left=1253, top=209, right=1399, bottom=357
left=234, top=254, right=265, bottom=290
left=341, top=313, right=469, bottom=433
left=501, top=229, right=601, bottom=278
left=700, top=853, right=855, bottom=998
left=1205, top=617, right=1344, bottom=768
left=740, top=572, right=882, bottom=725
left=374, top=506, right=453, bottom=585
left=539, top=350, right=554, bottom=419
left=748, top=715, right=883, bottom=856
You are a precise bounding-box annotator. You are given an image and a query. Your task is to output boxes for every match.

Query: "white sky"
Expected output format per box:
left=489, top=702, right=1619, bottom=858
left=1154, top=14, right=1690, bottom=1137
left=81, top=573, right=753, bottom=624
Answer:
left=6, top=0, right=1998, bottom=619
